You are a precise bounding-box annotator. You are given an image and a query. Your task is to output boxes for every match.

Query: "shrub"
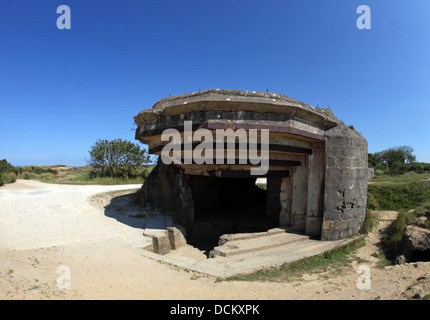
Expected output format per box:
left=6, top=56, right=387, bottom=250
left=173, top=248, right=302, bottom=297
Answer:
left=0, top=159, right=16, bottom=185
left=87, top=139, right=150, bottom=179
left=374, top=169, right=385, bottom=176
left=0, top=159, right=14, bottom=174
left=22, top=172, right=31, bottom=180
left=20, top=166, right=55, bottom=175
left=368, top=146, right=429, bottom=175
left=1, top=172, right=17, bottom=184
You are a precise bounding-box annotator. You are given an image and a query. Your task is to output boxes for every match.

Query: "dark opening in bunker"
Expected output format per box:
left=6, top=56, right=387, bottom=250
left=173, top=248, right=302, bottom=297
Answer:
left=409, top=250, right=430, bottom=263
left=187, top=175, right=269, bottom=253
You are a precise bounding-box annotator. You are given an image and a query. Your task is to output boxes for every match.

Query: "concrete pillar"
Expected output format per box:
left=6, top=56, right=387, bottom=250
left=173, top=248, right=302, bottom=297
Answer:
left=305, top=144, right=325, bottom=238
left=279, top=175, right=292, bottom=227
left=177, top=174, right=194, bottom=234
left=291, top=162, right=308, bottom=231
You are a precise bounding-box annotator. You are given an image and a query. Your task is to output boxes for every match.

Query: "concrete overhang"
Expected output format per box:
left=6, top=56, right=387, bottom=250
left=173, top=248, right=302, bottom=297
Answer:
left=134, top=89, right=339, bottom=129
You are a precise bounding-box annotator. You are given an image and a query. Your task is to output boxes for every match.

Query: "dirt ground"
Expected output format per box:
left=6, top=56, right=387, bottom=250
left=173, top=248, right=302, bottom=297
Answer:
left=1, top=180, right=429, bottom=300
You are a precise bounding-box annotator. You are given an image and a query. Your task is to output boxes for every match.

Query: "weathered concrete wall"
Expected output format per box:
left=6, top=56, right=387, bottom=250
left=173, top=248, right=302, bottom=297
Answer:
left=291, top=165, right=308, bottom=232
left=321, top=123, right=368, bottom=241
left=279, top=176, right=292, bottom=228
left=142, top=159, right=194, bottom=230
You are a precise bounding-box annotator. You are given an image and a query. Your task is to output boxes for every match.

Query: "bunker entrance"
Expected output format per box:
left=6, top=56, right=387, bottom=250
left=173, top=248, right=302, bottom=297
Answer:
left=409, top=250, right=430, bottom=263
left=187, top=175, right=269, bottom=253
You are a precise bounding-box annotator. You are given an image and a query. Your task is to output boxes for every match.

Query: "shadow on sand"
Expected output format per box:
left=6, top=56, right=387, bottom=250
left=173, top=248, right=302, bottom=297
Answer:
left=102, top=192, right=148, bottom=229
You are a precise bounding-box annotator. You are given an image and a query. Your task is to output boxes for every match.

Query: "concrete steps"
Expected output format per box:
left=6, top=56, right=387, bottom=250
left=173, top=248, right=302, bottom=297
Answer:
left=211, top=228, right=310, bottom=257
left=138, top=229, right=361, bottom=278
left=218, top=228, right=285, bottom=244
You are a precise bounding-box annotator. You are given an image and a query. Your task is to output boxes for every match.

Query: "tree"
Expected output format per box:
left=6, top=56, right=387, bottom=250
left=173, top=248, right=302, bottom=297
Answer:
left=87, top=139, right=150, bottom=178
left=0, top=159, right=14, bottom=174
left=369, top=146, right=417, bottom=174
left=380, top=146, right=416, bottom=170
left=0, top=159, right=16, bottom=186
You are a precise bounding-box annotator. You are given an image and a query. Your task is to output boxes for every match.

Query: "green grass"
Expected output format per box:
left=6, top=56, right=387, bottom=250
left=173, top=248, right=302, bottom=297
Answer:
left=382, top=210, right=412, bottom=245
left=412, top=199, right=430, bottom=227
left=368, top=172, right=430, bottom=259
left=225, top=236, right=366, bottom=282
left=367, top=173, right=430, bottom=211
left=371, top=252, right=393, bottom=269
left=360, top=209, right=380, bottom=235
left=255, top=183, right=267, bottom=190
left=370, top=172, right=430, bottom=185
left=14, top=165, right=154, bottom=185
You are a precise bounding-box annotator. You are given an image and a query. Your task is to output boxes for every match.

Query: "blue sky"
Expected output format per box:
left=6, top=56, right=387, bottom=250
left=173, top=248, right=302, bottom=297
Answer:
left=0, top=0, right=429, bottom=166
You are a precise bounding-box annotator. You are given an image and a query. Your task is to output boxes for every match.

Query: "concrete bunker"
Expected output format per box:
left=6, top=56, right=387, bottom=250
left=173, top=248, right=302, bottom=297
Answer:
left=134, top=89, right=368, bottom=254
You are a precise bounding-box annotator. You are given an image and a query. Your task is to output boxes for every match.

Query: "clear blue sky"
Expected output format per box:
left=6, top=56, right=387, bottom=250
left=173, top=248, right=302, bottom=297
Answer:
left=0, top=0, right=429, bottom=166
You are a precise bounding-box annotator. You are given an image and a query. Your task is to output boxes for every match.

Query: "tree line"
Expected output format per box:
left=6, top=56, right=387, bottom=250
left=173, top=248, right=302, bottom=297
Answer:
left=368, top=145, right=430, bottom=175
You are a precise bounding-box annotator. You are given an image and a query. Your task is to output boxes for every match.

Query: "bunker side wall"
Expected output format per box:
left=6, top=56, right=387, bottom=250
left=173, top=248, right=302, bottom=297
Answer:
left=321, top=123, right=368, bottom=241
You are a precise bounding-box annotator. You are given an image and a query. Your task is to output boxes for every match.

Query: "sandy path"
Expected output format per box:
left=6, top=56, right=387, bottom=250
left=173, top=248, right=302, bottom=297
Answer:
left=1, top=180, right=429, bottom=300
left=0, top=180, right=145, bottom=250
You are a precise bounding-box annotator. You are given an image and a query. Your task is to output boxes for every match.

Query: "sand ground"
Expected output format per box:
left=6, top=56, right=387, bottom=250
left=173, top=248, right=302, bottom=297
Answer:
left=1, top=179, right=429, bottom=300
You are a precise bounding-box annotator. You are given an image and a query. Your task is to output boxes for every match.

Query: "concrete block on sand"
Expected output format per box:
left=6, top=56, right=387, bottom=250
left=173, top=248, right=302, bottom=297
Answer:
left=167, top=227, right=187, bottom=249
left=152, top=234, right=170, bottom=255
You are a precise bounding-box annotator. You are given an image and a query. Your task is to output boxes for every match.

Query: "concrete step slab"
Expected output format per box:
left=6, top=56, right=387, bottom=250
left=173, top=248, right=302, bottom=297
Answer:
left=212, top=230, right=310, bottom=257
left=218, top=228, right=286, bottom=245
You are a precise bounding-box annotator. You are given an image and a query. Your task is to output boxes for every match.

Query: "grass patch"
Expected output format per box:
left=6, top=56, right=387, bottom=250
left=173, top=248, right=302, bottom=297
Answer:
left=370, top=172, right=430, bottom=185
left=367, top=175, right=430, bottom=211
left=382, top=211, right=412, bottom=246
left=380, top=210, right=414, bottom=258
left=368, top=172, right=430, bottom=259
left=225, top=236, right=365, bottom=282
left=371, top=252, right=393, bottom=269
left=256, top=183, right=267, bottom=190
left=15, top=165, right=154, bottom=185
left=360, top=209, right=380, bottom=235
left=411, top=199, right=430, bottom=227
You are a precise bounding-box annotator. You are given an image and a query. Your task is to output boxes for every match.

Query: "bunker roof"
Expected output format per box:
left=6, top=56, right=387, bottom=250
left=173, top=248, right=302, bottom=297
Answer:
left=134, top=89, right=339, bottom=128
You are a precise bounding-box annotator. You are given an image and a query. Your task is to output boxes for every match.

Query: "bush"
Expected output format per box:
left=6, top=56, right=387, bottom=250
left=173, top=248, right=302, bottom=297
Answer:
left=368, top=146, right=428, bottom=175
left=22, top=172, right=31, bottom=180
left=0, top=159, right=14, bottom=173
left=1, top=172, right=17, bottom=184
left=374, top=169, right=385, bottom=176
left=406, top=162, right=430, bottom=174
left=87, top=139, right=150, bottom=179
left=0, top=159, right=16, bottom=186
left=20, top=166, right=55, bottom=175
